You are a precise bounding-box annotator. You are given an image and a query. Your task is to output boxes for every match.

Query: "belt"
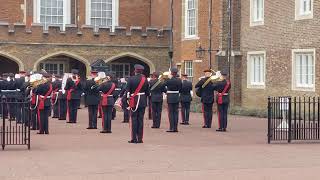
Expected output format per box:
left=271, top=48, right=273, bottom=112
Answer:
left=218, top=93, right=229, bottom=96
left=101, top=95, right=113, bottom=97
left=131, top=92, right=145, bottom=96
left=39, top=96, right=51, bottom=99
left=115, top=88, right=121, bottom=91
left=167, top=91, right=179, bottom=94
left=1, top=90, right=18, bottom=92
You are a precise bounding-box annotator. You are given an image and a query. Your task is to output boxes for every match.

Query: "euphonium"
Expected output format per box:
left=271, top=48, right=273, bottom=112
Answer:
left=150, top=71, right=170, bottom=91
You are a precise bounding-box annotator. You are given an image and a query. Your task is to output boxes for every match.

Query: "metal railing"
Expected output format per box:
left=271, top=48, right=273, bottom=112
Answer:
left=1, top=96, right=31, bottom=150
left=268, top=96, right=320, bottom=143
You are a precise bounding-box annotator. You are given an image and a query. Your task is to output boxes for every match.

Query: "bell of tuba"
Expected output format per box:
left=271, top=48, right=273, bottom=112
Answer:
left=30, top=73, right=48, bottom=88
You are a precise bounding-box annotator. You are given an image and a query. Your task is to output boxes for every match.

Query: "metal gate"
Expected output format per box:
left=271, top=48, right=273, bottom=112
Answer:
left=268, top=96, right=320, bottom=143
left=1, top=97, right=31, bottom=150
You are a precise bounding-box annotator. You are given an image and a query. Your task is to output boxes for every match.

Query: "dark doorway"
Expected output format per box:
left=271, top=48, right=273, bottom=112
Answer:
left=108, top=56, right=151, bottom=78
left=0, top=56, right=19, bottom=75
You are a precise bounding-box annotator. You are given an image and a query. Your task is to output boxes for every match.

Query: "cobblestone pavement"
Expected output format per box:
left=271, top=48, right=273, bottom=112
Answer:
left=1, top=108, right=320, bottom=180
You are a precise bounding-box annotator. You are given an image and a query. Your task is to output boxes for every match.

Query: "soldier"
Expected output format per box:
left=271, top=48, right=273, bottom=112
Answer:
left=98, top=75, right=116, bottom=133
left=58, top=75, right=67, bottom=120
left=214, top=70, right=231, bottom=132
left=149, top=72, right=166, bottom=128
left=15, top=71, right=27, bottom=123
left=65, top=69, right=83, bottom=124
left=112, top=75, right=120, bottom=120
left=51, top=75, right=62, bottom=119
left=6, top=73, right=16, bottom=121
left=180, top=73, right=193, bottom=125
left=84, top=70, right=100, bottom=129
left=34, top=73, right=52, bottom=134
left=147, top=75, right=152, bottom=120
left=164, top=67, right=182, bottom=132
left=119, top=78, right=129, bottom=123
left=195, top=69, right=215, bottom=128
left=127, top=64, right=149, bottom=143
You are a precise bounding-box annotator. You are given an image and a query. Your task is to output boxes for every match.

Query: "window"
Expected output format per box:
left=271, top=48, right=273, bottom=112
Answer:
left=295, top=0, right=313, bottom=20
left=184, top=61, right=193, bottom=81
left=86, top=0, right=119, bottom=29
left=292, top=49, right=315, bottom=91
left=40, top=62, right=65, bottom=75
left=247, top=51, right=266, bottom=88
left=33, top=0, right=71, bottom=30
left=250, top=0, right=264, bottom=26
left=184, top=0, right=197, bottom=38
left=111, top=63, right=130, bottom=78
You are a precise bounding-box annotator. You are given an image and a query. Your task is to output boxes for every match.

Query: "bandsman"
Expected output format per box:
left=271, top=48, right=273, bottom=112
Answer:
left=180, top=73, right=193, bottom=125
left=195, top=69, right=215, bottom=128
left=164, top=67, right=182, bottom=133
left=149, top=72, right=166, bottom=128
left=51, top=75, right=62, bottom=119
left=119, top=77, right=129, bottom=123
left=127, top=64, right=149, bottom=143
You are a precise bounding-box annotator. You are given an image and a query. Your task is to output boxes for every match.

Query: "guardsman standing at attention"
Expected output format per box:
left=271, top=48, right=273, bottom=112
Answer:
left=127, top=64, right=149, bottom=143
left=164, top=67, right=182, bottom=133
left=149, top=72, right=166, bottom=128
left=84, top=70, right=100, bottom=129
left=98, top=75, right=116, bottom=133
left=195, top=69, right=215, bottom=128
left=119, top=78, right=129, bottom=123
left=51, top=75, right=61, bottom=119
left=34, top=73, right=52, bottom=134
left=65, top=69, right=83, bottom=124
left=213, top=69, right=231, bottom=132
left=58, top=75, right=67, bottom=120
left=180, top=73, right=193, bottom=125
left=15, top=71, right=26, bottom=123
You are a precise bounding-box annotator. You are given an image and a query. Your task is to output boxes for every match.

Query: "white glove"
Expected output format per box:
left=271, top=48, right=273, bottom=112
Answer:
left=190, top=90, right=193, bottom=97
left=81, top=93, right=85, bottom=96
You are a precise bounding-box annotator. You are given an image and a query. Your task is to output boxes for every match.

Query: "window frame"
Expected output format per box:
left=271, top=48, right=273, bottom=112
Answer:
left=86, top=0, right=119, bottom=31
left=184, top=0, right=198, bottom=39
left=247, top=51, right=266, bottom=89
left=295, top=0, right=313, bottom=20
left=39, top=62, right=66, bottom=76
left=292, top=49, right=316, bottom=92
left=33, top=0, right=71, bottom=30
left=250, top=0, right=264, bottom=26
left=184, top=60, right=193, bottom=81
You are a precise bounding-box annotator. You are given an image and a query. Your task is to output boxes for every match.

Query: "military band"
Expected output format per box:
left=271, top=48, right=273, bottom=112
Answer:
left=0, top=64, right=231, bottom=143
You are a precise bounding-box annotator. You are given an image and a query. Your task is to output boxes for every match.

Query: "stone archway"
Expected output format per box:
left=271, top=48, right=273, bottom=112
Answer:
left=34, top=51, right=90, bottom=79
left=105, top=52, right=155, bottom=78
left=0, top=52, right=24, bottom=74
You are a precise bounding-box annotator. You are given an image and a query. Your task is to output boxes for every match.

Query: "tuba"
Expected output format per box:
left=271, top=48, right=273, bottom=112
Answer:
left=91, top=72, right=109, bottom=89
left=29, top=73, right=48, bottom=88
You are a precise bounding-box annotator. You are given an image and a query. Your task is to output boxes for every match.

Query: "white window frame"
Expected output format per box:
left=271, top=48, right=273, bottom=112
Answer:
left=184, top=0, right=198, bottom=39
left=40, top=62, right=66, bottom=76
left=86, top=0, right=119, bottom=31
left=292, top=49, right=316, bottom=91
left=33, top=0, right=71, bottom=30
left=110, top=63, right=130, bottom=78
left=250, top=0, right=264, bottom=26
left=295, top=0, right=313, bottom=20
left=184, top=60, right=193, bottom=81
left=247, top=51, right=266, bottom=89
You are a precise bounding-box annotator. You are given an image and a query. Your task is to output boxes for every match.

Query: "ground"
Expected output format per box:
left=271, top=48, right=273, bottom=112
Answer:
left=1, top=108, right=320, bottom=180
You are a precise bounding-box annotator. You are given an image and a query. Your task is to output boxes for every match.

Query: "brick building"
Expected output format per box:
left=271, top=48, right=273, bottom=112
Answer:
left=240, top=0, right=320, bottom=113
left=0, top=0, right=171, bottom=79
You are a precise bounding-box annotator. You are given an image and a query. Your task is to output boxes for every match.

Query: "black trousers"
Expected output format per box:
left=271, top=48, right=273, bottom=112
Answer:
left=112, top=107, right=116, bottom=120
left=122, top=107, right=130, bottom=122
left=217, top=103, right=229, bottom=129
left=181, top=102, right=191, bottom=123
left=88, top=105, right=98, bottom=128
left=31, top=108, right=39, bottom=130
left=8, top=98, right=16, bottom=120
left=102, top=106, right=113, bottom=131
left=152, top=101, right=163, bottom=128
left=167, top=103, right=179, bottom=131
left=52, top=101, right=59, bottom=118
left=59, top=99, right=67, bottom=120
left=148, top=97, right=152, bottom=120
left=130, top=107, right=145, bottom=142
left=68, top=99, right=80, bottom=123
left=16, top=102, right=23, bottom=123
left=202, top=103, right=213, bottom=128
left=39, top=107, right=50, bottom=134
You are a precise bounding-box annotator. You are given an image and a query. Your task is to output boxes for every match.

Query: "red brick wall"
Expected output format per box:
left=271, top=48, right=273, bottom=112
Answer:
left=119, top=0, right=151, bottom=27
left=151, top=0, right=170, bottom=27
left=0, top=0, right=24, bottom=23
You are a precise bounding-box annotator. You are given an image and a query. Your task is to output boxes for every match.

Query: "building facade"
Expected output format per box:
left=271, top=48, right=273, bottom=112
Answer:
left=0, top=0, right=171, bottom=79
left=240, top=0, right=319, bottom=113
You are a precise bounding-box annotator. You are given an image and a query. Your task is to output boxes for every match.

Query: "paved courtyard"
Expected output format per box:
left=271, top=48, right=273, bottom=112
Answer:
left=1, top=108, right=320, bottom=180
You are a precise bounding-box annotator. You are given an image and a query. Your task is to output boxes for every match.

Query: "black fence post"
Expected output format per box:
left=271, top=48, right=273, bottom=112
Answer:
left=288, top=97, right=292, bottom=143
left=268, top=97, right=271, bottom=144
left=2, top=96, right=5, bottom=150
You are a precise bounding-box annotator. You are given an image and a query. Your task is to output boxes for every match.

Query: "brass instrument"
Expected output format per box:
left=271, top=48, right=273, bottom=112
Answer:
left=150, top=71, right=170, bottom=91
left=29, top=73, right=48, bottom=88
left=91, top=72, right=110, bottom=89
left=201, top=70, right=223, bottom=88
